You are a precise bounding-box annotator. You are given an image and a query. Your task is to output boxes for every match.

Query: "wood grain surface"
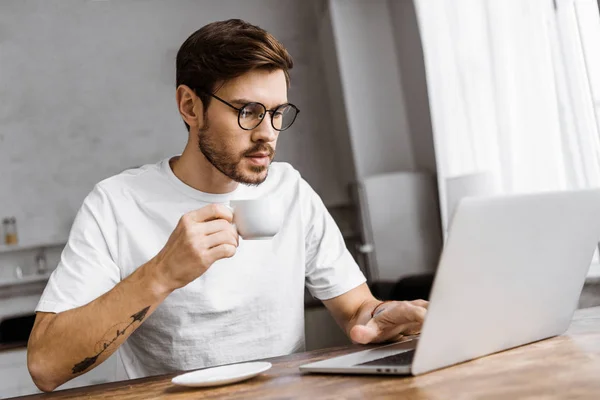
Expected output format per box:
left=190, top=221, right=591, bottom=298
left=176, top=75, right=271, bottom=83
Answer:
left=15, top=307, right=600, bottom=400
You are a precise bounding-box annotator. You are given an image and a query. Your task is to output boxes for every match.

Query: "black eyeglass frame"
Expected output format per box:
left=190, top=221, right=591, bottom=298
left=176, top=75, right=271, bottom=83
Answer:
left=198, top=90, right=300, bottom=131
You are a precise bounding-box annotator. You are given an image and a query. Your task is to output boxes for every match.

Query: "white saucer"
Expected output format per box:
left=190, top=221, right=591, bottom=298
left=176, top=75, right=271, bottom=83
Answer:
left=171, top=361, right=272, bottom=388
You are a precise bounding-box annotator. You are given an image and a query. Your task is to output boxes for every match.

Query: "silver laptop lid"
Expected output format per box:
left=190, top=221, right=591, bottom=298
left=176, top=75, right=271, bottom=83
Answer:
left=412, top=189, right=600, bottom=375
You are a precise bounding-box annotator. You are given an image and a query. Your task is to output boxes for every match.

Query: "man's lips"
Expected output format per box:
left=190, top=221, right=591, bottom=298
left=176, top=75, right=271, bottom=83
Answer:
left=245, top=153, right=271, bottom=166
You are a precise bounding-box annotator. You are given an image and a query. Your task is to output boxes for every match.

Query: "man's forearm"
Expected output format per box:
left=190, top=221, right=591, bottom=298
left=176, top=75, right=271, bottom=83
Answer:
left=27, top=259, right=172, bottom=392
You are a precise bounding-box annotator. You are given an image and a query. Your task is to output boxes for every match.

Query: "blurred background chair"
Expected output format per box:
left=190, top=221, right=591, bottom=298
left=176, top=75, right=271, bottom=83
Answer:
left=353, top=172, right=442, bottom=301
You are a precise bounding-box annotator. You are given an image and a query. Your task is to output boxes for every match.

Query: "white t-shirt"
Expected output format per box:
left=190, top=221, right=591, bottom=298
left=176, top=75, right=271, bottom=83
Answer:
left=36, top=158, right=365, bottom=379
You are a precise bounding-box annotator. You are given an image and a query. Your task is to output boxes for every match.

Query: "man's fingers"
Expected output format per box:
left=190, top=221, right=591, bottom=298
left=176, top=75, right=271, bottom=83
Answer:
left=204, top=230, right=239, bottom=249
left=201, top=219, right=236, bottom=236
left=409, top=299, right=429, bottom=310
left=401, top=322, right=423, bottom=336
left=387, top=332, right=406, bottom=343
left=205, top=243, right=237, bottom=265
left=377, top=302, right=427, bottom=326
left=350, top=320, right=380, bottom=344
left=186, top=204, right=234, bottom=223
left=351, top=301, right=428, bottom=344
left=351, top=319, right=412, bottom=344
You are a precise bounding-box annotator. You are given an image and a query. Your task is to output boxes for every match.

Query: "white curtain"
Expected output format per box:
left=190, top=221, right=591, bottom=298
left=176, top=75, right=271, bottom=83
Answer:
left=414, top=0, right=600, bottom=233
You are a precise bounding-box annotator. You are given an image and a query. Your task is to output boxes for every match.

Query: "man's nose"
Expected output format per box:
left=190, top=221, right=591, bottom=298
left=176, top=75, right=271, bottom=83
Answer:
left=251, top=113, right=278, bottom=142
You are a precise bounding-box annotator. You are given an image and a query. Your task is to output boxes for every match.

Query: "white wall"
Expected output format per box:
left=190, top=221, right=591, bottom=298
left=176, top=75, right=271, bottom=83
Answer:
left=316, top=5, right=358, bottom=189
left=328, top=0, right=415, bottom=179
left=320, top=0, right=437, bottom=182
left=0, top=0, right=346, bottom=247
left=388, top=0, right=437, bottom=174
left=318, top=0, right=441, bottom=284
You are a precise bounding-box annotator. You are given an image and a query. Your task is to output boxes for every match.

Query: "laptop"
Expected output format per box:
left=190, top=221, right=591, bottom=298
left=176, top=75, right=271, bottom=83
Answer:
left=300, top=189, right=600, bottom=376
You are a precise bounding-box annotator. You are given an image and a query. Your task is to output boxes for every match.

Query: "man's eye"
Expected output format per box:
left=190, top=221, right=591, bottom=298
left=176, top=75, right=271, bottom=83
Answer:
left=240, top=104, right=263, bottom=119
left=240, top=109, right=254, bottom=119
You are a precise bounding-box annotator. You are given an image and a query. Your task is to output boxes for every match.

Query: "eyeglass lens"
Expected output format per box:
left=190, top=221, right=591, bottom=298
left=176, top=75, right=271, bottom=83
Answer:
left=239, top=103, right=297, bottom=131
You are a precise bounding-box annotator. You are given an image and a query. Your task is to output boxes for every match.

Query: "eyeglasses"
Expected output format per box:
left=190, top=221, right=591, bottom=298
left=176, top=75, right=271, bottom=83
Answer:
left=199, top=91, right=300, bottom=131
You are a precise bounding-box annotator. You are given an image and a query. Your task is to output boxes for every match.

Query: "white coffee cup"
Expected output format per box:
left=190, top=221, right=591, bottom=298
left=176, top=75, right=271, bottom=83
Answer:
left=229, top=198, right=283, bottom=240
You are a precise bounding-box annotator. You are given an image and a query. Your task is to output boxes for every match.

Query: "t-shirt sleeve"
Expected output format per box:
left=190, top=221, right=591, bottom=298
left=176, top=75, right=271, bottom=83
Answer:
left=36, top=184, right=121, bottom=313
left=301, top=179, right=366, bottom=300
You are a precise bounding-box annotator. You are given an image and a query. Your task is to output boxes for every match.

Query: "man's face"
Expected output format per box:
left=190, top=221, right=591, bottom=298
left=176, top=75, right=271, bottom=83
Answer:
left=197, top=69, right=287, bottom=185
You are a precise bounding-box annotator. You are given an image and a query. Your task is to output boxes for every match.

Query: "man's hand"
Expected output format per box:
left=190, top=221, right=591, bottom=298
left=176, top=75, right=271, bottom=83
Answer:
left=349, top=300, right=428, bottom=344
left=152, top=204, right=239, bottom=291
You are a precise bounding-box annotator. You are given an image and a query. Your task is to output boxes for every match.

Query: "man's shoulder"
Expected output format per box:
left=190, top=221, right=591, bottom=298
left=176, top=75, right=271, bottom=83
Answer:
left=106, top=160, right=163, bottom=187
left=90, top=160, right=165, bottom=203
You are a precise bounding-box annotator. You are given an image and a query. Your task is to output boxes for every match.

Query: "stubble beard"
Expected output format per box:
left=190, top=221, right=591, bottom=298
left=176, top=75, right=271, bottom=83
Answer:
left=197, top=119, right=273, bottom=186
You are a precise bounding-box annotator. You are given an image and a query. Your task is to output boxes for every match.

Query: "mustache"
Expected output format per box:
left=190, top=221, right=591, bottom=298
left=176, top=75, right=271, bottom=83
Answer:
left=243, top=143, right=275, bottom=158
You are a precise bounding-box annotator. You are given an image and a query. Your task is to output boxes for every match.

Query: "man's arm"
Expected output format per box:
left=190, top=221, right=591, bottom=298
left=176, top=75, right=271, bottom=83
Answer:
left=27, top=205, right=238, bottom=392
left=28, top=261, right=169, bottom=392
left=323, top=283, right=428, bottom=344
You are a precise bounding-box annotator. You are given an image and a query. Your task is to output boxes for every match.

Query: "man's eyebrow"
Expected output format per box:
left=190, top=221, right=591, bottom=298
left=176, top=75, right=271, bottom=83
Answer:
left=230, top=98, right=289, bottom=109
left=229, top=98, right=253, bottom=106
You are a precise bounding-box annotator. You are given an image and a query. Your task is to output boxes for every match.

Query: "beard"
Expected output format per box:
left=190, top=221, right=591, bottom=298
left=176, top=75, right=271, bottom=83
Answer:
left=197, top=120, right=275, bottom=186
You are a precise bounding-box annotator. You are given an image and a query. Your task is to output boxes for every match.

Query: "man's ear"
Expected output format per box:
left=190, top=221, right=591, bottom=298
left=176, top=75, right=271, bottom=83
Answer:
left=176, top=85, right=204, bottom=129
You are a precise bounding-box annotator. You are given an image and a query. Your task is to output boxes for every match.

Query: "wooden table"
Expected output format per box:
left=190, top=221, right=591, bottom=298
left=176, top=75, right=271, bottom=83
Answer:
left=16, top=307, right=600, bottom=399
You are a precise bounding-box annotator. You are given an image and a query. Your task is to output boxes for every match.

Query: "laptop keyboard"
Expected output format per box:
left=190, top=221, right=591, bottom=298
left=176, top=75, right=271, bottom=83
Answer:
left=356, top=349, right=416, bottom=367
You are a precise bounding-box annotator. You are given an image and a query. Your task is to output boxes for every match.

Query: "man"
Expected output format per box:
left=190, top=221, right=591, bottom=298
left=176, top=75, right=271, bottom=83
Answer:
left=27, top=19, right=427, bottom=392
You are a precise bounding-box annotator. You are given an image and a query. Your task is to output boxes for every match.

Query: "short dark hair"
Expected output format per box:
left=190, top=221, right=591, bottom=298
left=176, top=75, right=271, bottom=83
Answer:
left=176, top=19, right=294, bottom=131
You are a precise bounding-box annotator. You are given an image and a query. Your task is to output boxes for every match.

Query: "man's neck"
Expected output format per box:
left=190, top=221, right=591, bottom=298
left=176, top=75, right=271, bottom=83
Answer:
left=170, top=145, right=239, bottom=195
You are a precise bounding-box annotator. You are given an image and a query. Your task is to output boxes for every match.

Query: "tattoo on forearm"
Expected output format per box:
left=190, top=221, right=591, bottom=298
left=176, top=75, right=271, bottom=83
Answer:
left=72, top=306, right=150, bottom=374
